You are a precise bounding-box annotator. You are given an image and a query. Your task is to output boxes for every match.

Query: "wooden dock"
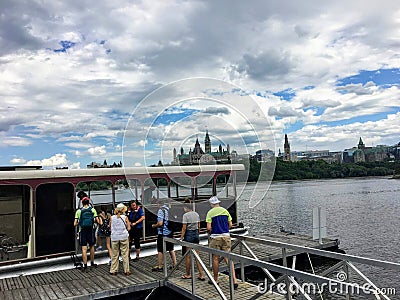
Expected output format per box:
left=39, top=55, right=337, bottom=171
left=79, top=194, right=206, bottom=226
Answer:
left=0, top=233, right=339, bottom=300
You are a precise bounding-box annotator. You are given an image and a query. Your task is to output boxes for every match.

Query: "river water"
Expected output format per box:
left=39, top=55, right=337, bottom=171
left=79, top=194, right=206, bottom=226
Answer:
left=237, top=177, right=400, bottom=295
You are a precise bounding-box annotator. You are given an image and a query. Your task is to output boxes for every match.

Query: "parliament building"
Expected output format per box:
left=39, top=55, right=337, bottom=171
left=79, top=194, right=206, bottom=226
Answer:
left=172, top=131, right=234, bottom=165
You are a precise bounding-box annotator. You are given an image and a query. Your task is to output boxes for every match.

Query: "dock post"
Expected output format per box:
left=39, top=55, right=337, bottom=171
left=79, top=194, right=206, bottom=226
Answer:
left=282, top=248, right=292, bottom=300
left=239, top=242, right=245, bottom=283
left=318, top=207, right=322, bottom=245
left=163, top=237, right=167, bottom=278
left=190, top=249, right=196, bottom=295
left=228, top=257, right=234, bottom=300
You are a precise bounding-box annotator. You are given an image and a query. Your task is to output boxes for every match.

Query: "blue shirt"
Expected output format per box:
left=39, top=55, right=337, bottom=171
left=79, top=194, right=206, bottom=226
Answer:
left=206, top=206, right=232, bottom=238
left=128, top=206, right=145, bottom=229
left=157, top=205, right=171, bottom=236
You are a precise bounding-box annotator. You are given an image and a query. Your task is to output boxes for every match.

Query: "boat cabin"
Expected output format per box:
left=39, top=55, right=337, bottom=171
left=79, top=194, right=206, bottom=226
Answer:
left=0, top=164, right=244, bottom=263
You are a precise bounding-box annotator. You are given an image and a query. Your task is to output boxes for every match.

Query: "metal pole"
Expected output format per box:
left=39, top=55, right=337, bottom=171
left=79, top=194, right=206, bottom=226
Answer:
left=163, top=236, right=167, bottom=278
left=134, top=180, right=138, bottom=201
left=318, top=207, right=322, bottom=245
left=239, top=242, right=245, bottom=283
left=190, top=249, right=195, bottom=295
left=225, top=175, right=228, bottom=198
left=282, top=248, right=292, bottom=300
left=111, top=185, right=116, bottom=208
left=228, top=258, right=234, bottom=300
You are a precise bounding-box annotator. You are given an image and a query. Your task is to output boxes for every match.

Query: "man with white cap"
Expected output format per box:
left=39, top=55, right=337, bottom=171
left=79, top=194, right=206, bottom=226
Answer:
left=206, top=196, right=238, bottom=289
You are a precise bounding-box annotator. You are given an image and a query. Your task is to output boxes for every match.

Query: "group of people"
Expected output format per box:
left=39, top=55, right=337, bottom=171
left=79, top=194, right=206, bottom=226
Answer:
left=74, top=191, right=238, bottom=289
left=74, top=191, right=145, bottom=275
left=151, top=196, right=238, bottom=289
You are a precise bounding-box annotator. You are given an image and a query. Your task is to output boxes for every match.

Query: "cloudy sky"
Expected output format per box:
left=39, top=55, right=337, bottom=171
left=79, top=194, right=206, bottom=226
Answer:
left=1, top=0, right=399, bottom=169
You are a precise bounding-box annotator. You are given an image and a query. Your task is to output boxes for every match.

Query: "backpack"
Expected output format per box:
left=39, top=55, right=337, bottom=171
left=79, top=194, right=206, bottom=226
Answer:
left=161, top=208, right=182, bottom=234
left=100, top=217, right=111, bottom=236
left=79, top=207, right=94, bottom=229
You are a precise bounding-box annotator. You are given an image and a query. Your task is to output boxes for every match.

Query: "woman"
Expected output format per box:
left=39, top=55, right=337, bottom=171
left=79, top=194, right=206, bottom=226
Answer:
left=97, top=206, right=112, bottom=265
left=109, top=203, right=131, bottom=275
left=180, top=200, right=205, bottom=280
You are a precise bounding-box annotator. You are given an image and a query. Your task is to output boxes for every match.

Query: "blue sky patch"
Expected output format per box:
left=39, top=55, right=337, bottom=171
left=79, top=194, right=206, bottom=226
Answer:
left=151, top=108, right=198, bottom=125
left=336, top=68, right=400, bottom=87
left=285, top=121, right=304, bottom=133
left=305, top=106, right=325, bottom=116
left=273, top=88, right=296, bottom=100
left=53, top=40, right=76, bottom=53
left=319, top=111, right=391, bottom=127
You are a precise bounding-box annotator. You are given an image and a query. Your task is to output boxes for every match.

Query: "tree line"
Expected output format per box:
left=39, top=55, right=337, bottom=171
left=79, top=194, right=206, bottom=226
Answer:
left=247, top=158, right=400, bottom=181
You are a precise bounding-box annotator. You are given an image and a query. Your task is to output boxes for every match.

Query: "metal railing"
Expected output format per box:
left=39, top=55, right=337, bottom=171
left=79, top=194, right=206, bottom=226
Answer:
left=230, top=234, right=400, bottom=300
left=162, top=235, right=400, bottom=300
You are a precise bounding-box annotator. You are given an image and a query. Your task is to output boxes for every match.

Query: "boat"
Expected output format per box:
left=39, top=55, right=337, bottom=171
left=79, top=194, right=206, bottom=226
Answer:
left=0, top=164, right=246, bottom=265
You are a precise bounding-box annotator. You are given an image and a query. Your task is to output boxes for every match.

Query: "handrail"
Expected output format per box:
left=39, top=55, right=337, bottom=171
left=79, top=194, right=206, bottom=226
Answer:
left=231, top=234, right=400, bottom=271
left=163, top=237, right=382, bottom=298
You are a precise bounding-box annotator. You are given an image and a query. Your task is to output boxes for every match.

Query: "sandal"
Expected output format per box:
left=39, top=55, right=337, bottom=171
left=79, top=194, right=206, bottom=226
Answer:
left=197, top=277, right=205, bottom=281
left=208, top=279, right=219, bottom=285
left=125, top=271, right=132, bottom=276
left=181, top=275, right=192, bottom=279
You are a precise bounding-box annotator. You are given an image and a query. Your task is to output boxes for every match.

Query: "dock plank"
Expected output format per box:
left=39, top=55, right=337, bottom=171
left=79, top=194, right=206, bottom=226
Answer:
left=11, top=289, right=23, bottom=300
left=42, top=284, right=59, bottom=300
left=55, top=282, right=75, bottom=298
left=0, top=232, right=340, bottom=300
left=2, top=290, right=15, bottom=300
left=35, top=285, right=50, bottom=300
left=24, top=286, right=42, bottom=300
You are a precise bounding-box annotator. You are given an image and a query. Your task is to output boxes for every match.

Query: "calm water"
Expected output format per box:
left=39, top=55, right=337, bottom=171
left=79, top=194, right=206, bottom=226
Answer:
left=237, top=177, right=400, bottom=293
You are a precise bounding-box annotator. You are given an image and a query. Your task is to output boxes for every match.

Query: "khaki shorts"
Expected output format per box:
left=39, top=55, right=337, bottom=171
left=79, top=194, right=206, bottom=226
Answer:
left=209, top=236, right=231, bottom=252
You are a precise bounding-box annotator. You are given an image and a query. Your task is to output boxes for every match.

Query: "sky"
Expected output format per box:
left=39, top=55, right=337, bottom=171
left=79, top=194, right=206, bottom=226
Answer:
left=1, top=0, right=399, bottom=169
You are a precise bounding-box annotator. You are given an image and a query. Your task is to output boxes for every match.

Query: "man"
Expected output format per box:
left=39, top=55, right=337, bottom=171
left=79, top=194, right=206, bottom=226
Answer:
left=74, top=197, right=102, bottom=271
left=128, top=200, right=145, bottom=261
left=77, top=190, right=94, bottom=208
left=141, top=186, right=156, bottom=204
left=151, top=199, right=176, bottom=271
left=206, top=196, right=238, bottom=289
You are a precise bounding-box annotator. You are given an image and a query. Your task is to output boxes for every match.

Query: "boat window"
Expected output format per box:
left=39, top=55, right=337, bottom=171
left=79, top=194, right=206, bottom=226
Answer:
left=0, top=185, right=30, bottom=260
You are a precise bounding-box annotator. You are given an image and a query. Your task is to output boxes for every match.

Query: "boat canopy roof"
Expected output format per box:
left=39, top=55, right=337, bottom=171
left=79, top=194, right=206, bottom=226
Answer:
left=0, top=164, right=245, bottom=181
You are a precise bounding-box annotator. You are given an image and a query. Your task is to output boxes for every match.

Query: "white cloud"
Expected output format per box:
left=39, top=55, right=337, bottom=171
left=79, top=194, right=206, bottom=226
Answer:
left=10, top=157, right=26, bottom=164
left=0, top=136, right=32, bottom=147
left=87, top=145, right=107, bottom=156
left=0, top=1, right=399, bottom=165
left=26, top=153, right=68, bottom=168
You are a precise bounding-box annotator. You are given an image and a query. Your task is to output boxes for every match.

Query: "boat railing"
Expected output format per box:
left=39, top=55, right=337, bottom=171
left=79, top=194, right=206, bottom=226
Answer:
left=163, top=235, right=399, bottom=300
left=0, top=233, right=27, bottom=260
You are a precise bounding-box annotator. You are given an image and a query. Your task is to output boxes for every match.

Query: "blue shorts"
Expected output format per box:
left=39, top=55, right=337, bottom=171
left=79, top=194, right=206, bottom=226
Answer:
left=79, top=228, right=96, bottom=247
left=184, top=230, right=199, bottom=244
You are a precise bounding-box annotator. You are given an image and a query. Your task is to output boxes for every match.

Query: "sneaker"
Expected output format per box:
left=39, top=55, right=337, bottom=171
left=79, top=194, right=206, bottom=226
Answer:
left=96, top=246, right=102, bottom=251
left=90, top=262, right=98, bottom=268
left=108, top=259, right=112, bottom=266
left=82, top=264, right=87, bottom=272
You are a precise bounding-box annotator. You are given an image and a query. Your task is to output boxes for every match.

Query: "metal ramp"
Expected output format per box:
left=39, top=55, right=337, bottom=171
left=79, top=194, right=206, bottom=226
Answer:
left=163, top=235, right=399, bottom=300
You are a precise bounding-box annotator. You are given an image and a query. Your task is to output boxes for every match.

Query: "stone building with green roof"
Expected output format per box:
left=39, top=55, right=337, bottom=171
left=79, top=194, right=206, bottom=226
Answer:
left=172, top=130, right=232, bottom=165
